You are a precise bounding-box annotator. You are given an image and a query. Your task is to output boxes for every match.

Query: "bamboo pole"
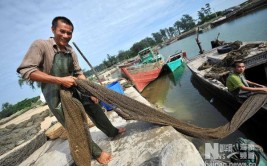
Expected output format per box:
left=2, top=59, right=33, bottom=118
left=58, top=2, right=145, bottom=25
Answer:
left=72, top=42, right=102, bottom=85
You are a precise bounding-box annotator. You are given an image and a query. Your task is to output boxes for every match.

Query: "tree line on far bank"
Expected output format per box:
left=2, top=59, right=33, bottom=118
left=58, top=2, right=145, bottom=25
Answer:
left=84, top=3, right=227, bottom=76
left=0, top=97, right=39, bottom=119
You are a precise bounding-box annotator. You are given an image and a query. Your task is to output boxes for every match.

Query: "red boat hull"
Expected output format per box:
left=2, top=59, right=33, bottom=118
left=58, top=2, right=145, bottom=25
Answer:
left=121, top=62, right=163, bottom=92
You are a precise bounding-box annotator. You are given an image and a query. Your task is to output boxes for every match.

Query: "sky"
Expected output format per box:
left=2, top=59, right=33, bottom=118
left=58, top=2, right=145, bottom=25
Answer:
left=0, top=0, right=246, bottom=109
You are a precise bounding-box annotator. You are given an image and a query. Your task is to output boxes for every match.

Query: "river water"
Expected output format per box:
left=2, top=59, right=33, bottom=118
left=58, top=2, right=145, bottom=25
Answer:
left=141, top=8, right=267, bottom=152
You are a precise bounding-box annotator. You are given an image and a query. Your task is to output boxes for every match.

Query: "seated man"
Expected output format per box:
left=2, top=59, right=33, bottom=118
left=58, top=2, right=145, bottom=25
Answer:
left=226, top=60, right=267, bottom=99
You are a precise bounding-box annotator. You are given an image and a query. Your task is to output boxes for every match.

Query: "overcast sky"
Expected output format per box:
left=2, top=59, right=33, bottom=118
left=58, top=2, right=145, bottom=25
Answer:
left=0, top=0, right=246, bottom=108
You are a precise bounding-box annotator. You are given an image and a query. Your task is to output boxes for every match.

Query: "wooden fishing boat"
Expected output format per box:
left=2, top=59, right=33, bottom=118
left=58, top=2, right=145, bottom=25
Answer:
left=186, top=40, right=267, bottom=127
left=165, top=51, right=187, bottom=72
left=120, top=47, right=164, bottom=92
left=168, top=63, right=186, bottom=86
left=117, top=56, right=141, bottom=68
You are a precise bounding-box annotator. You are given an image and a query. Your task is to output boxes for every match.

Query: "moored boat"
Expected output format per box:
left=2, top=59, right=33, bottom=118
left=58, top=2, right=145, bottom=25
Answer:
left=117, top=56, right=141, bottom=68
left=186, top=41, right=267, bottom=127
left=165, top=51, right=187, bottom=72
left=168, top=63, right=186, bottom=86
left=120, top=47, right=165, bottom=92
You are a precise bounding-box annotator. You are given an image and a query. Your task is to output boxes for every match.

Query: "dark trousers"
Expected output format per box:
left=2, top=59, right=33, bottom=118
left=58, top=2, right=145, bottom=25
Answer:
left=83, top=103, right=119, bottom=137
left=82, top=103, right=119, bottom=158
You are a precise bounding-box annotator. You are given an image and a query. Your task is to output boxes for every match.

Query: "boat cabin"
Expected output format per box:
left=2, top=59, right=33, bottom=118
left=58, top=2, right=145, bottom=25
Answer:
left=138, top=47, right=162, bottom=64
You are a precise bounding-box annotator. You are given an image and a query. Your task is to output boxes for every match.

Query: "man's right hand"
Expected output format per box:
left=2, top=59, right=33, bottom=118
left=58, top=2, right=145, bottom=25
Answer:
left=60, top=76, right=77, bottom=88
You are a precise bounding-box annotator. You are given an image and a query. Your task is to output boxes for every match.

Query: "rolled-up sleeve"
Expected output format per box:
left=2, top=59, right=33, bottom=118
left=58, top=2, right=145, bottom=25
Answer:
left=71, top=50, right=83, bottom=76
left=17, top=40, right=44, bottom=79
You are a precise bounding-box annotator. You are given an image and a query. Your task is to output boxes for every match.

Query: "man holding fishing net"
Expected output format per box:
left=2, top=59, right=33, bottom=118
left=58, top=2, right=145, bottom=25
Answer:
left=17, top=16, right=125, bottom=164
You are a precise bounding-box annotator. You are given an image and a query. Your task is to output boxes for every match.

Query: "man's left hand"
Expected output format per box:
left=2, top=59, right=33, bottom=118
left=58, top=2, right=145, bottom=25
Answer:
left=90, top=96, right=99, bottom=104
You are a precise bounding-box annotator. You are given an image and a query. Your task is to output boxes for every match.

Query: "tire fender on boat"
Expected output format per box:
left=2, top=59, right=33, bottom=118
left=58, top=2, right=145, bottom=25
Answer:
left=217, top=45, right=233, bottom=54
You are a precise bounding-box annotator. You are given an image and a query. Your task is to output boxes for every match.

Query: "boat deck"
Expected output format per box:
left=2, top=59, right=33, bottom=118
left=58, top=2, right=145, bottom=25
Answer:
left=187, top=41, right=267, bottom=93
left=187, top=40, right=267, bottom=111
left=206, top=41, right=267, bottom=68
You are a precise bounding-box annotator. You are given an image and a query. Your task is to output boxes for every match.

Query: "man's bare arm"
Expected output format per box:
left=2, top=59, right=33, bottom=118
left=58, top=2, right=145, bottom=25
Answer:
left=29, top=70, right=77, bottom=88
left=246, top=80, right=266, bottom=88
left=240, top=85, right=267, bottom=93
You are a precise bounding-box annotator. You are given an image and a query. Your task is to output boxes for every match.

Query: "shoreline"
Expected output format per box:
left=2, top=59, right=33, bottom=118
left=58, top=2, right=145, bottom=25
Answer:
left=159, top=0, right=267, bottom=48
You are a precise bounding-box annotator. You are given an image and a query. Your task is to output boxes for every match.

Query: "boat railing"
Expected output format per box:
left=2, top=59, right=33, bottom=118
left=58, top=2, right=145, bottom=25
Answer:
left=187, top=53, right=202, bottom=62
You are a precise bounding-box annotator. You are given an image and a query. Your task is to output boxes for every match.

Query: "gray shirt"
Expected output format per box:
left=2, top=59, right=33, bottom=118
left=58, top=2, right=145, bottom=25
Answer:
left=17, top=37, right=83, bottom=79
left=17, top=38, right=84, bottom=124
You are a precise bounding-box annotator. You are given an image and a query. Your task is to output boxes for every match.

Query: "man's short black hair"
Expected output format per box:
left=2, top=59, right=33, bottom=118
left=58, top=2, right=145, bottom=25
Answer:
left=232, top=59, right=245, bottom=67
left=52, top=16, right=74, bottom=31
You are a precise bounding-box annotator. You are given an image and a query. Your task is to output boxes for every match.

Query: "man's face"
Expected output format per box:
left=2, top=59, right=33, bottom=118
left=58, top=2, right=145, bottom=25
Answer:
left=52, top=20, right=73, bottom=49
left=235, top=63, right=245, bottom=74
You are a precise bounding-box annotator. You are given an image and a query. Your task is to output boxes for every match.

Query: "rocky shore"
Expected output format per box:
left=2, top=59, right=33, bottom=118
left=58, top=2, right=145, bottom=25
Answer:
left=0, top=82, right=208, bottom=166
left=0, top=106, right=53, bottom=166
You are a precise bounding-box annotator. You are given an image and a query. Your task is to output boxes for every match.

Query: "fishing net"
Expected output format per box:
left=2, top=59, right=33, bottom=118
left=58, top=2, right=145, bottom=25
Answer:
left=60, top=89, right=92, bottom=166
left=60, top=78, right=267, bottom=165
left=222, top=42, right=263, bottom=67
left=75, top=79, right=267, bottom=139
left=198, top=42, right=267, bottom=80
